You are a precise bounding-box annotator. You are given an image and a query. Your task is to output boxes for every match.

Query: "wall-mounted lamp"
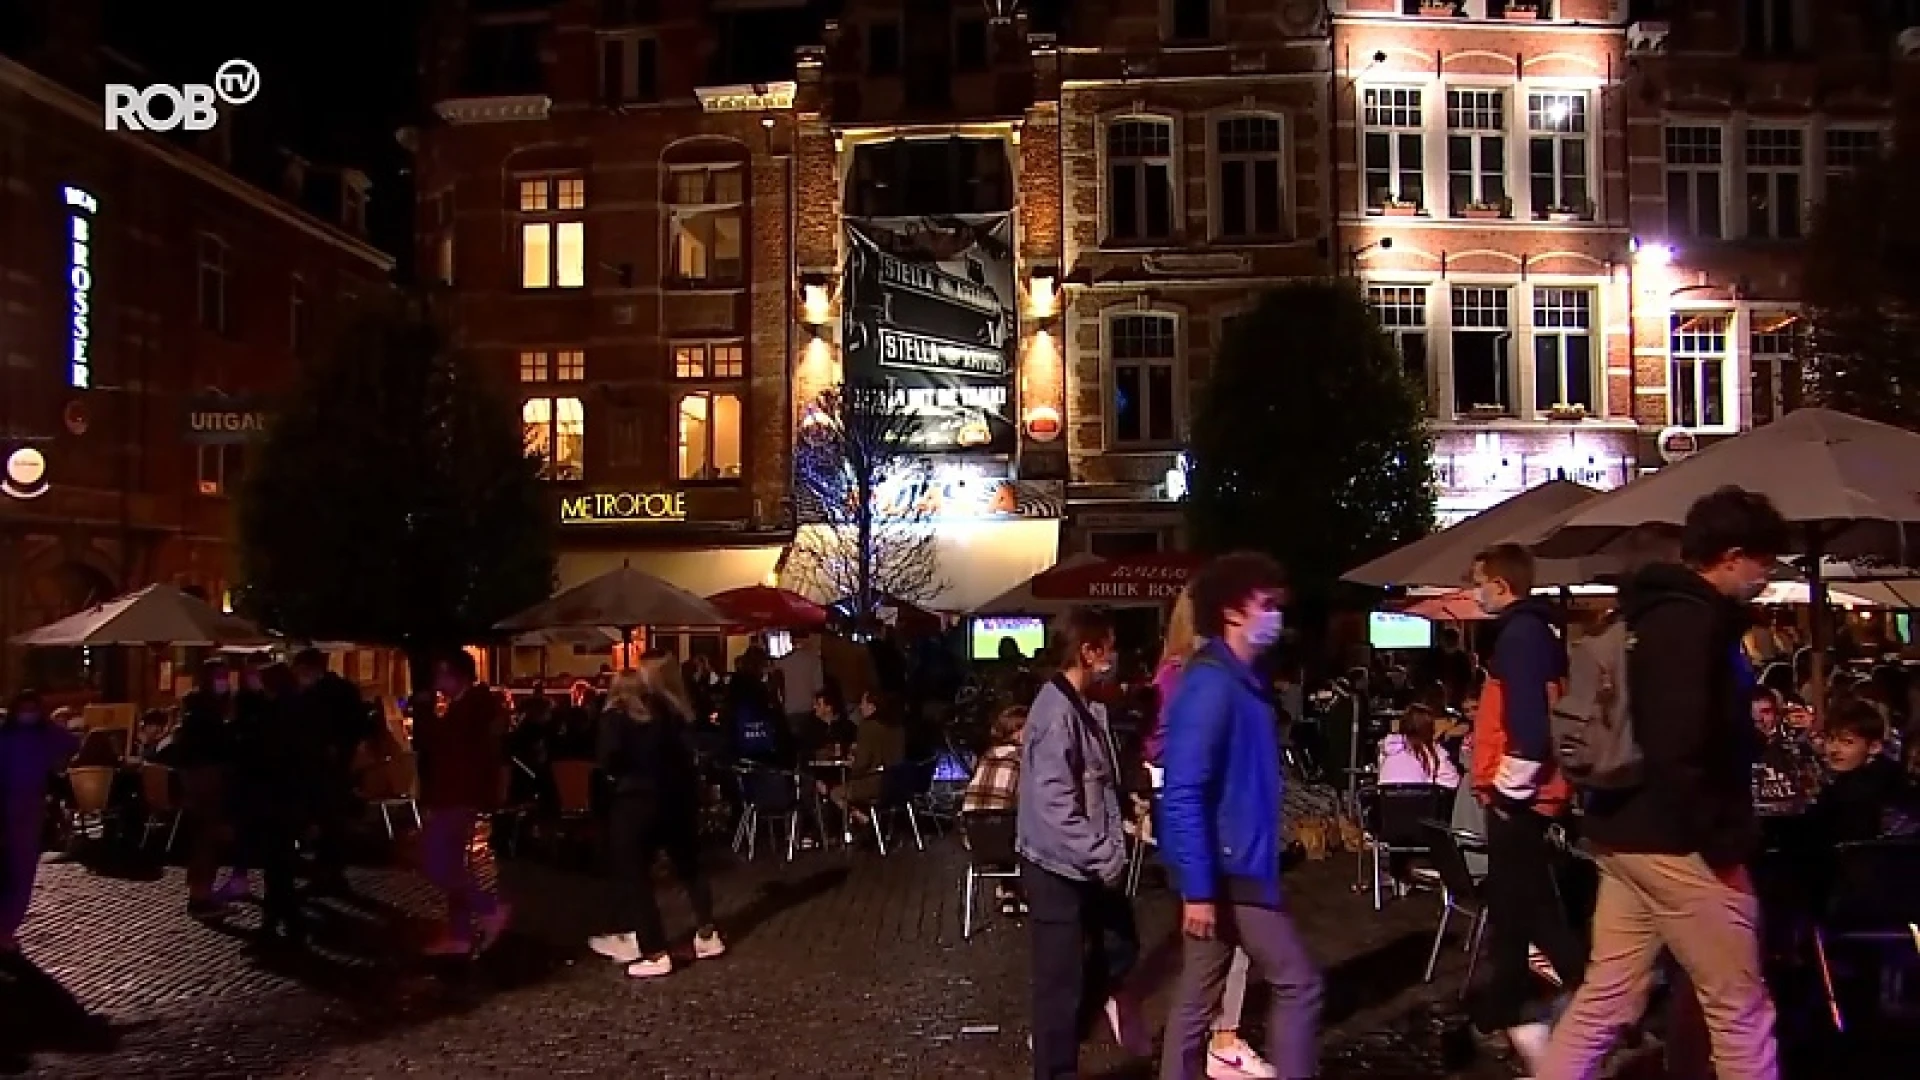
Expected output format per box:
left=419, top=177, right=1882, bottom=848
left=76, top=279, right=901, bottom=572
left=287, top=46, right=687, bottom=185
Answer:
left=1345, top=236, right=1391, bottom=277
left=1029, top=265, right=1059, bottom=317
left=1631, top=238, right=1672, bottom=268
left=800, top=274, right=832, bottom=325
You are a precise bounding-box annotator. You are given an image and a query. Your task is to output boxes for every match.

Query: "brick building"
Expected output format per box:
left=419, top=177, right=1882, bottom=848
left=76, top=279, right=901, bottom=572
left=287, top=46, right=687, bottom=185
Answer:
left=0, top=19, right=393, bottom=691
left=415, top=0, right=808, bottom=655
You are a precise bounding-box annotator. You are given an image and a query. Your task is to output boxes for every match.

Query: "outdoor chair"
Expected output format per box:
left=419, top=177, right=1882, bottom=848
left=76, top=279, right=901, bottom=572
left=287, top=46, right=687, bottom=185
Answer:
left=1417, top=820, right=1490, bottom=988
left=359, top=752, right=423, bottom=839
left=1357, top=782, right=1452, bottom=910
left=867, top=759, right=935, bottom=855
left=66, top=766, right=117, bottom=842
left=960, top=810, right=1021, bottom=940
left=1812, top=839, right=1920, bottom=1032
left=139, top=763, right=183, bottom=853
left=734, top=767, right=804, bottom=862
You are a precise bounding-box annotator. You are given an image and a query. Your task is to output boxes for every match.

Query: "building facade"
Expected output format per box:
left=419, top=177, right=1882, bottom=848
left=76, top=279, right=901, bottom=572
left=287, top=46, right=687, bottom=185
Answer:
left=0, top=42, right=393, bottom=691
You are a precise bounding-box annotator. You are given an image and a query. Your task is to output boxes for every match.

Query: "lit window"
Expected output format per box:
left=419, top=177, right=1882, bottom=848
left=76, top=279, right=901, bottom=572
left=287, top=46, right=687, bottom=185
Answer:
left=518, top=351, right=547, bottom=382
left=555, top=349, right=585, bottom=381
left=1749, top=313, right=1804, bottom=426
left=1527, top=92, right=1589, bottom=219
left=1451, top=287, right=1514, bottom=417
left=1108, top=312, right=1179, bottom=445
left=676, top=391, right=743, bottom=481
left=1106, top=119, right=1176, bottom=243
left=1368, top=285, right=1430, bottom=405
left=197, top=233, right=228, bottom=332
left=1446, top=89, right=1506, bottom=216
left=1532, top=287, right=1594, bottom=415
left=523, top=396, right=585, bottom=480
left=667, top=166, right=745, bottom=285
left=1744, top=128, right=1804, bottom=240
left=1363, top=87, right=1425, bottom=212
left=518, top=174, right=586, bottom=289
left=1215, top=115, right=1286, bottom=239
left=1669, top=313, right=1732, bottom=429
left=1665, top=126, right=1725, bottom=240
left=673, top=342, right=745, bottom=379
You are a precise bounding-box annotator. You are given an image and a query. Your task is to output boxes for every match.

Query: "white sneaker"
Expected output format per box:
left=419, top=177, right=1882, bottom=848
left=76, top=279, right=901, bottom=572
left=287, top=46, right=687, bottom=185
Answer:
left=693, top=930, right=727, bottom=959
left=626, top=955, right=673, bottom=979
left=1506, top=1021, right=1551, bottom=1074
left=1207, top=1039, right=1277, bottom=1079
left=587, top=933, right=641, bottom=964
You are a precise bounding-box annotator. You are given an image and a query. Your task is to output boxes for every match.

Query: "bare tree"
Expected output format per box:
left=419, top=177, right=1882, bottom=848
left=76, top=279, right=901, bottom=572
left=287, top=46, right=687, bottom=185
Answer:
left=787, top=384, right=943, bottom=618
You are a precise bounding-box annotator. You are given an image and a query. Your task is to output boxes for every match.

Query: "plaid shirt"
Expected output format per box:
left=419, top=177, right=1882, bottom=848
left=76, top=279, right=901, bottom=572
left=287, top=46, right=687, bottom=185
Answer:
left=962, top=744, right=1021, bottom=814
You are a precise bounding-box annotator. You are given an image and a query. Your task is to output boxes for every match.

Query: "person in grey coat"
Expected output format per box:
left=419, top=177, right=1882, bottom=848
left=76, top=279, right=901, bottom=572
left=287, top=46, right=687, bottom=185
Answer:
left=1016, top=606, right=1147, bottom=1079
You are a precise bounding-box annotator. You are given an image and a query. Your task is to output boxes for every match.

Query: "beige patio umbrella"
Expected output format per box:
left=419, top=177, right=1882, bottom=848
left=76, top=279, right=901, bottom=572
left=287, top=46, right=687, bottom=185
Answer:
left=11, top=583, right=272, bottom=647
left=494, top=563, right=730, bottom=640
left=1343, top=479, right=1610, bottom=588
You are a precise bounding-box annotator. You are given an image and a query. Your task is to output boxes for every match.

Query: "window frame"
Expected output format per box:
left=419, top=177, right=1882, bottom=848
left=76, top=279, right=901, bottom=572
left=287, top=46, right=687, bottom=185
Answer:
left=1209, top=111, right=1290, bottom=241
left=1164, top=0, right=1216, bottom=42
left=1367, top=284, right=1432, bottom=412
left=1742, top=0, right=1806, bottom=58
left=1445, top=88, right=1509, bottom=218
left=673, top=387, right=746, bottom=484
left=195, top=443, right=242, bottom=497
left=1448, top=285, right=1516, bottom=418
left=598, top=30, right=660, bottom=104
left=1103, top=307, right=1184, bottom=450
left=671, top=340, right=747, bottom=381
left=522, top=394, right=587, bottom=482
left=1743, top=125, right=1807, bottom=241
left=197, top=232, right=229, bottom=333
left=1101, top=114, right=1180, bottom=247
left=1667, top=311, right=1737, bottom=432
left=517, top=172, right=587, bottom=290
left=1361, top=85, right=1427, bottom=213
left=1822, top=126, right=1884, bottom=189
left=664, top=162, right=747, bottom=288
left=1529, top=286, right=1597, bottom=417
left=1747, top=308, right=1804, bottom=427
left=1664, top=123, right=1728, bottom=242
left=1525, top=90, right=1592, bottom=220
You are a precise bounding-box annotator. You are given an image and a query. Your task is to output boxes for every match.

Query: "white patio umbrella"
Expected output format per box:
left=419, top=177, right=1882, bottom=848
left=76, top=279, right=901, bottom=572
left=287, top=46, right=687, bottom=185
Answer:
left=1343, top=479, right=1611, bottom=588
left=494, top=563, right=730, bottom=637
left=11, top=583, right=272, bottom=648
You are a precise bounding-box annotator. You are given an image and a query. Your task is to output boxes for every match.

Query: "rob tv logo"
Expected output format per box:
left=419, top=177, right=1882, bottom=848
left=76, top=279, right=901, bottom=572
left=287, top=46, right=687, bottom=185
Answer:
left=104, top=60, right=260, bottom=132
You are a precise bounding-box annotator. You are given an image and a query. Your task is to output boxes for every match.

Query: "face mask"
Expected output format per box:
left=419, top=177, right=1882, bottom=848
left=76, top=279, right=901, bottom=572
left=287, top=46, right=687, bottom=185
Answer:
left=1247, top=610, right=1284, bottom=649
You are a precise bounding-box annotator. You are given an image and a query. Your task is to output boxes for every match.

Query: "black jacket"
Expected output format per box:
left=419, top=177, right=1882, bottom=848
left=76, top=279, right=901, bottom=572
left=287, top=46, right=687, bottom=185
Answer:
left=1810, top=757, right=1913, bottom=847
left=302, top=671, right=373, bottom=768
left=596, top=697, right=700, bottom=808
left=1579, top=562, right=1758, bottom=868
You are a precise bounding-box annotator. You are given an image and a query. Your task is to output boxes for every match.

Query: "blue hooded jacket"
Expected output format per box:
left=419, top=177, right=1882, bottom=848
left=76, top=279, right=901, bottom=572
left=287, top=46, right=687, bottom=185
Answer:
left=1159, top=640, right=1283, bottom=905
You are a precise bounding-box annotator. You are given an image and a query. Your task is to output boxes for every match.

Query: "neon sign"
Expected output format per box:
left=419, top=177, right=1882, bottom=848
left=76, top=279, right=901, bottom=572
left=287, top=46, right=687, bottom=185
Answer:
left=64, top=186, right=98, bottom=390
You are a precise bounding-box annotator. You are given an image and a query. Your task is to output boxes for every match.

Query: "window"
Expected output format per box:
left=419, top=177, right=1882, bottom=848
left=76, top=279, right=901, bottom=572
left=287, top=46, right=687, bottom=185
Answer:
left=1215, top=115, right=1285, bottom=239
left=1106, top=120, right=1176, bottom=244
left=435, top=231, right=455, bottom=286
left=954, top=16, right=988, bottom=72
left=1446, top=89, right=1507, bottom=215
left=1363, top=88, right=1425, bottom=211
left=1669, top=313, right=1732, bottom=428
left=1665, top=126, right=1725, bottom=240
left=673, top=341, right=746, bottom=380
left=1744, top=0, right=1802, bottom=56
left=667, top=166, right=745, bottom=285
left=523, top=397, right=585, bottom=481
left=517, top=350, right=586, bottom=383
left=867, top=21, right=901, bottom=75
left=1450, top=287, right=1514, bottom=416
left=518, top=174, right=586, bottom=289
left=197, top=233, right=228, bottom=333
left=1368, top=286, right=1430, bottom=401
left=1527, top=92, right=1589, bottom=218
left=599, top=32, right=659, bottom=103
left=1749, top=313, right=1803, bottom=425
left=1169, top=0, right=1213, bottom=40
left=1745, top=128, right=1804, bottom=240
left=1108, top=312, right=1179, bottom=445
left=195, top=444, right=243, bottom=497
left=676, top=391, right=743, bottom=481
left=1532, top=288, right=1595, bottom=414
left=289, top=278, right=309, bottom=354
left=1824, top=128, right=1881, bottom=183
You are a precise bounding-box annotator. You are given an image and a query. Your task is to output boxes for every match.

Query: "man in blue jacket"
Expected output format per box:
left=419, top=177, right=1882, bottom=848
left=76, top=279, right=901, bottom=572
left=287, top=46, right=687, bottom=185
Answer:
left=1159, top=553, right=1323, bottom=1080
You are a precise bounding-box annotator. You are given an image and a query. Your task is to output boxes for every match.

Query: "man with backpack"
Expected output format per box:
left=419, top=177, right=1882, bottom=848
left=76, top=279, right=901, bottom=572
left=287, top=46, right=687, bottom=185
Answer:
left=1538, top=486, right=1788, bottom=1080
left=1466, top=543, right=1587, bottom=1075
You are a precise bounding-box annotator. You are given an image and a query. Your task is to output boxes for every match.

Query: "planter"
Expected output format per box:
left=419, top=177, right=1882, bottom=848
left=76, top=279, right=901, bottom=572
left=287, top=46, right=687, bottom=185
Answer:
left=1382, top=203, right=1419, bottom=217
left=1502, top=8, right=1543, bottom=19
left=1546, top=211, right=1585, bottom=223
left=1546, top=406, right=1588, bottom=422
left=1418, top=2, right=1460, bottom=16
left=1461, top=207, right=1505, bottom=220
left=1467, top=405, right=1512, bottom=420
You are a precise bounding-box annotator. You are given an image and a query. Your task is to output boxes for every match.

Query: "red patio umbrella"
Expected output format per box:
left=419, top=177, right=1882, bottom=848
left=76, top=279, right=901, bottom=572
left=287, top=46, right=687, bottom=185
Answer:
left=1397, top=589, right=1492, bottom=622
left=1029, top=552, right=1203, bottom=603
left=707, top=586, right=830, bottom=631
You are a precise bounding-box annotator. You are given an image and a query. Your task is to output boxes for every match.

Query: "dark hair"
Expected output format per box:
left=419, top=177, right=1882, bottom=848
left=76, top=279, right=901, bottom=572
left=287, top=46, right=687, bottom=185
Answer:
left=1679, top=486, right=1790, bottom=567
left=259, top=661, right=297, bottom=698
left=441, top=650, right=478, bottom=683
left=991, top=705, right=1029, bottom=746
left=1399, top=703, right=1441, bottom=779
left=291, top=647, right=327, bottom=672
left=196, top=657, right=231, bottom=694
left=1827, top=698, right=1887, bottom=744
left=1059, top=606, right=1117, bottom=666
left=1472, top=543, right=1536, bottom=597
left=1189, top=552, right=1287, bottom=638
left=3, top=689, right=43, bottom=728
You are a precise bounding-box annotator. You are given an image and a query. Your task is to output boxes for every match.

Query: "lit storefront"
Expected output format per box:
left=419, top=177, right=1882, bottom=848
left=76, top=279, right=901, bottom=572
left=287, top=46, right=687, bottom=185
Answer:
left=1430, top=426, right=1637, bottom=527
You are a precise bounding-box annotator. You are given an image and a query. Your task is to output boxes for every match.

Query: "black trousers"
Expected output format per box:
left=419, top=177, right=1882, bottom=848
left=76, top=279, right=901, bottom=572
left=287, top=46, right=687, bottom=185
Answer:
left=608, top=795, right=714, bottom=957
left=243, top=813, right=302, bottom=933
left=1021, top=858, right=1140, bottom=1080
left=1469, top=806, right=1588, bottom=1032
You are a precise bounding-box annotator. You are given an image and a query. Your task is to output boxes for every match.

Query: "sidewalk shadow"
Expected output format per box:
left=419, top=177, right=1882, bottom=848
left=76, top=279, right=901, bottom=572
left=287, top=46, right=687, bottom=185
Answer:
left=716, top=866, right=851, bottom=948
left=52, top=843, right=167, bottom=883
left=0, top=953, right=129, bottom=1074
left=1320, top=930, right=1432, bottom=1026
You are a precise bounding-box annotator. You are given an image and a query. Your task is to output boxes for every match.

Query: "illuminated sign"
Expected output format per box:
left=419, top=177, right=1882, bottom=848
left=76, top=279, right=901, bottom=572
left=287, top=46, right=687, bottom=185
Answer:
left=1430, top=427, right=1636, bottom=524
left=559, top=490, right=687, bottom=525
left=3, top=447, right=49, bottom=500
left=64, top=186, right=98, bottom=389
left=184, top=398, right=271, bottom=443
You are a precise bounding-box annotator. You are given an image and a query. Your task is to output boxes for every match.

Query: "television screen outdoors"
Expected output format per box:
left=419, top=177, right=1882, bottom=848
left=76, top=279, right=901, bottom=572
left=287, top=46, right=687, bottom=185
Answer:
left=970, top=616, right=1047, bottom=661
left=1369, top=611, right=1434, bottom=651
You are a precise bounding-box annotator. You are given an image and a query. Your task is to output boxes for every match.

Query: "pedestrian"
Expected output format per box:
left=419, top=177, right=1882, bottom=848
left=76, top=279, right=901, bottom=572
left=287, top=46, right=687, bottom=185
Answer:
left=1464, top=543, right=1587, bottom=1073
left=1017, top=606, right=1148, bottom=1080
left=176, top=658, right=241, bottom=917
left=291, top=647, right=375, bottom=893
left=1539, top=486, right=1789, bottom=1080
left=414, top=650, right=511, bottom=956
left=586, top=656, right=727, bottom=978
left=230, top=662, right=321, bottom=943
left=1158, top=553, right=1322, bottom=1080
left=0, top=690, right=81, bottom=954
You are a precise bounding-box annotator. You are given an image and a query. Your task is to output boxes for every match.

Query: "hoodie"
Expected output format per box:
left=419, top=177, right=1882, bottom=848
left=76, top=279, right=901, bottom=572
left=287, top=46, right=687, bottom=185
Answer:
left=1578, top=562, right=1757, bottom=868
left=1472, top=595, right=1570, bottom=816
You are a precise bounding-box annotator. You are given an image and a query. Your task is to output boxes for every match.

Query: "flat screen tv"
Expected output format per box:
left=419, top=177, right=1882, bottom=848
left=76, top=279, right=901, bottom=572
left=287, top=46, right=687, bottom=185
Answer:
left=1369, top=611, right=1433, bottom=650
left=970, top=616, right=1048, bottom=661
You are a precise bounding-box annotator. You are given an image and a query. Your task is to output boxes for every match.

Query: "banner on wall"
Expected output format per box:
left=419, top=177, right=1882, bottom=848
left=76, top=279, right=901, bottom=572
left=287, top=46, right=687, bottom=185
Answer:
left=841, top=215, right=1017, bottom=454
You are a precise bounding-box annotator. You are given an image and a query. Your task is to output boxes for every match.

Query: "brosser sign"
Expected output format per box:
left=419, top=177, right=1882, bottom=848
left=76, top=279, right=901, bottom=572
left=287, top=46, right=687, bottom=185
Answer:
left=64, top=186, right=98, bottom=390
left=559, top=491, right=688, bottom=525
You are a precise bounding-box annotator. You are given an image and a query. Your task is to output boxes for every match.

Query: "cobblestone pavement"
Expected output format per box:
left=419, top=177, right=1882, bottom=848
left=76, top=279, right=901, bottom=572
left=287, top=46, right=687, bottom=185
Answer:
left=0, top=830, right=1908, bottom=1079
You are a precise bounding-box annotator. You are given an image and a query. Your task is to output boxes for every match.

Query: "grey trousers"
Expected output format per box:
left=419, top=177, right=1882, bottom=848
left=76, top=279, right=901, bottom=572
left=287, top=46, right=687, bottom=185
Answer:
left=1159, top=902, right=1324, bottom=1080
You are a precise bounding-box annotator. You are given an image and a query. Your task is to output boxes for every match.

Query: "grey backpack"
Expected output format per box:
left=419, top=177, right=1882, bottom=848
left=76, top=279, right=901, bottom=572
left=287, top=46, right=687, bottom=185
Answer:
left=1550, top=598, right=1703, bottom=791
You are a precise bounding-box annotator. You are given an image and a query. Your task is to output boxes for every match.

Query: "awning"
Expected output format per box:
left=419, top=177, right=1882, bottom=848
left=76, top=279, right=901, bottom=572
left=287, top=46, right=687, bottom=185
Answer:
left=1031, top=552, right=1201, bottom=602
left=556, top=546, right=785, bottom=600
left=785, top=518, right=1061, bottom=613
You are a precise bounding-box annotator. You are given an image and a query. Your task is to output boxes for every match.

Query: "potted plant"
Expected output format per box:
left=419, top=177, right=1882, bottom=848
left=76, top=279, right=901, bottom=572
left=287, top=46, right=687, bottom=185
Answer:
left=1546, top=403, right=1588, bottom=422
left=1468, top=402, right=1510, bottom=419
left=1460, top=198, right=1509, bottom=220
left=1541, top=198, right=1594, bottom=222
left=1418, top=0, right=1461, bottom=16
left=1502, top=0, right=1546, bottom=19
left=1381, top=197, right=1419, bottom=217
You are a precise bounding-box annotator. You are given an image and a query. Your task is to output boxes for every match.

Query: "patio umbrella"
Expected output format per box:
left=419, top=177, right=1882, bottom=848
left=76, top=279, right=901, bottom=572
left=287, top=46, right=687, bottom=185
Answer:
left=11, top=583, right=272, bottom=647
left=494, top=563, right=730, bottom=636
left=707, top=585, right=829, bottom=631
left=1029, top=552, right=1202, bottom=604
left=1398, top=589, right=1493, bottom=622
left=1343, top=479, right=1608, bottom=588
